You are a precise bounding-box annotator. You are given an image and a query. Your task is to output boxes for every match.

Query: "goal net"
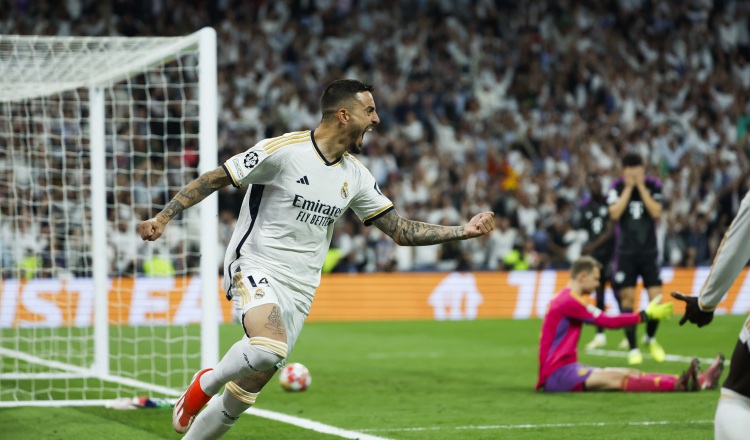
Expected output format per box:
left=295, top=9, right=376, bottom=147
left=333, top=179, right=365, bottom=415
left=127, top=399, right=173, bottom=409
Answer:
left=0, top=28, right=219, bottom=405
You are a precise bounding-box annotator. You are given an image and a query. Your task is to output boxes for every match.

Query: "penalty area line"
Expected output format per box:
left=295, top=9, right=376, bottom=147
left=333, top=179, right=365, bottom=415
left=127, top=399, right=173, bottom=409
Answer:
left=247, top=407, right=395, bottom=440
left=358, top=419, right=714, bottom=433
left=0, top=396, right=394, bottom=439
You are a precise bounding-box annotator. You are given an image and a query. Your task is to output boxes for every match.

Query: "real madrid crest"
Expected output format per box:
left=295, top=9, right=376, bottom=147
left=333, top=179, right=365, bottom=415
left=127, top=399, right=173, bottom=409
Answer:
left=340, top=182, right=349, bottom=199
left=254, top=288, right=265, bottom=299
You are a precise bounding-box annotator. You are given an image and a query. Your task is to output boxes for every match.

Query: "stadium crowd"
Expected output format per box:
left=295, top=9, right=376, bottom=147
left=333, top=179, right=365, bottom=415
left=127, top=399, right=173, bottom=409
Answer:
left=2, top=0, right=750, bottom=277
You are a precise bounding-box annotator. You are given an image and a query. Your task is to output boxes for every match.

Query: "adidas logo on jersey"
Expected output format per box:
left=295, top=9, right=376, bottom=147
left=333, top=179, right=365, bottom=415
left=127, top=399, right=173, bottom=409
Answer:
left=296, top=176, right=310, bottom=185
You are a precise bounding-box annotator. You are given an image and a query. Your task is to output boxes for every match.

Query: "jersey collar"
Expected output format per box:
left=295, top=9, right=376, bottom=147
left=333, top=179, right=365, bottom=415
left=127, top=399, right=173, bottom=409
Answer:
left=310, top=130, right=343, bottom=167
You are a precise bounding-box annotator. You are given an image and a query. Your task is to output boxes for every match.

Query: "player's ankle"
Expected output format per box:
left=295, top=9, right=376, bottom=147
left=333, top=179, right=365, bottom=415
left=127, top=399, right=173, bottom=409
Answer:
left=199, top=370, right=222, bottom=396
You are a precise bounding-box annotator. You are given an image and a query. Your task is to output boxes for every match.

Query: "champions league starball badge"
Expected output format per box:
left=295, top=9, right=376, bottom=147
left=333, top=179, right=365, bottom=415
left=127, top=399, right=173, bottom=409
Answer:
left=244, top=152, right=259, bottom=168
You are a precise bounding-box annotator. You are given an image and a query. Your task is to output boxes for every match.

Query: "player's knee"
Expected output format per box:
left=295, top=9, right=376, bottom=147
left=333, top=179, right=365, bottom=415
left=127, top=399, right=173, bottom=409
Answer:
left=224, top=381, right=259, bottom=407
left=246, top=336, right=287, bottom=372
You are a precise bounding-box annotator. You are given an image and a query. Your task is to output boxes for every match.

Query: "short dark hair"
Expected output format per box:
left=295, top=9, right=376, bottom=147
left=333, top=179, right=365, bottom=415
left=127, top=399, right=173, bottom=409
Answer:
left=320, top=79, right=374, bottom=120
left=622, top=153, right=644, bottom=167
left=570, top=256, right=601, bottom=278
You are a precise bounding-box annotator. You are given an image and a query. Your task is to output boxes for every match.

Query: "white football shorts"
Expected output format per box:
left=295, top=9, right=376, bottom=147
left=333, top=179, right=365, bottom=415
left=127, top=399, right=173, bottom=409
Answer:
left=228, top=263, right=310, bottom=369
left=715, top=388, right=750, bottom=440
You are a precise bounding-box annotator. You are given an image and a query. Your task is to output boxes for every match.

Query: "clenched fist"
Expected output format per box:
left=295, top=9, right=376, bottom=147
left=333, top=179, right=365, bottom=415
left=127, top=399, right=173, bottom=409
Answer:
left=138, top=217, right=167, bottom=241
left=464, top=212, right=496, bottom=238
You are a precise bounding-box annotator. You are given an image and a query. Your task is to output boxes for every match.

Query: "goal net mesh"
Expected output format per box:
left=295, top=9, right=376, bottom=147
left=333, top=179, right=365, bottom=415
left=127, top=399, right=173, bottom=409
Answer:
left=0, top=34, right=210, bottom=402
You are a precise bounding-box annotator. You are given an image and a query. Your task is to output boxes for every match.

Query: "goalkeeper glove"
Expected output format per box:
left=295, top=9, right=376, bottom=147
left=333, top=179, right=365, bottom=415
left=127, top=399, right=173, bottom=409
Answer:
left=639, top=295, right=673, bottom=322
left=670, top=291, right=715, bottom=327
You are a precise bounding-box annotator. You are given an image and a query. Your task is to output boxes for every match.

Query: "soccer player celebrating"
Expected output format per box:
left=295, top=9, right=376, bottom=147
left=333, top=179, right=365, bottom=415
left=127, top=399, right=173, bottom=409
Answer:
left=537, top=256, right=724, bottom=393
left=138, top=79, right=496, bottom=439
left=579, top=176, right=620, bottom=350
left=607, top=153, right=665, bottom=365
left=672, top=188, right=750, bottom=440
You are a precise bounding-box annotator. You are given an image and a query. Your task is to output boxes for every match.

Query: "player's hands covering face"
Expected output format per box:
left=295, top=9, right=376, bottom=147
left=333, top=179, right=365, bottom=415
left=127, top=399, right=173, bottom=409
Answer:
left=623, top=168, right=637, bottom=187
left=633, top=166, right=645, bottom=186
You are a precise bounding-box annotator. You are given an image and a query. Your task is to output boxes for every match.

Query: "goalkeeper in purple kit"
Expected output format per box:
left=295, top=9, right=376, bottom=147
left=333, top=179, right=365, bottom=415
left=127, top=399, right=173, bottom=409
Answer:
left=538, top=256, right=724, bottom=393
left=672, top=190, right=750, bottom=440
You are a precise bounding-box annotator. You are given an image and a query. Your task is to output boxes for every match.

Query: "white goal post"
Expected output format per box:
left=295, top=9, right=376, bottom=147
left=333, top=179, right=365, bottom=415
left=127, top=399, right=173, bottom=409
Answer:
left=0, top=28, right=219, bottom=405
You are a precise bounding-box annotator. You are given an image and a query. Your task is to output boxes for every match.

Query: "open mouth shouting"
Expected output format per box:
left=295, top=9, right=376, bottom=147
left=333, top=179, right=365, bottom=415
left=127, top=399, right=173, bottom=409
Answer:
left=360, top=126, right=373, bottom=144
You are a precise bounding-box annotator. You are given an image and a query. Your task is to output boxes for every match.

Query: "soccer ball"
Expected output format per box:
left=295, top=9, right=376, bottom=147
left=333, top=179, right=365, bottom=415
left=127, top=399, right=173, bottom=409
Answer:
left=279, top=362, right=312, bottom=392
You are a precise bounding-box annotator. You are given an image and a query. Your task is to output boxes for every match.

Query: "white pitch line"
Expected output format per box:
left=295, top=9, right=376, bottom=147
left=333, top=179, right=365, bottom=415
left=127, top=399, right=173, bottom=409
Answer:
left=359, top=419, right=714, bottom=433
left=0, top=346, right=92, bottom=377
left=247, top=407, right=394, bottom=440
left=584, top=349, right=729, bottom=366
left=0, top=346, right=182, bottom=397
left=0, top=397, right=393, bottom=439
left=366, top=351, right=443, bottom=359
left=0, top=399, right=115, bottom=408
left=0, top=344, right=392, bottom=440
left=0, top=396, right=393, bottom=439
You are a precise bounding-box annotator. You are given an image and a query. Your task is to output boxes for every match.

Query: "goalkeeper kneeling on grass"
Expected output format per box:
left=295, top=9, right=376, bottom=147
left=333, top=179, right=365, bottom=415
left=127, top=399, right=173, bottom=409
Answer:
left=536, top=256, right=724, bottom=393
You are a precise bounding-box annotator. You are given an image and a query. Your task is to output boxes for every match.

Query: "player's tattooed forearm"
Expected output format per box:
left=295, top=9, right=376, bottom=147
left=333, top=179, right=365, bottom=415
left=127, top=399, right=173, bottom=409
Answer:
left=160, top=198, right=187, bottom=221
left=158, top=169, right=229, bottom=221
left=374, top=210, right=464, bottom=245
left=264, top=306, right=285, bottom=335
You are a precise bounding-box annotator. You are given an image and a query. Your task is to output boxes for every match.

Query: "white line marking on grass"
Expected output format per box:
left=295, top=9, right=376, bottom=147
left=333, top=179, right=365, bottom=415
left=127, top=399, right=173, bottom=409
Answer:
left=0, top=347, right=392, bottom=440
left=0, top=399, right=115, bottom=408
left=366, top=351, right=442, bottom=359
left=0, top=346, right=182, bottom=397
left=248, top=408, right=395, bottom=440
left=358, top=420, right=713, bottom=433
left=0, top=398, right=394, bottom=439
left=0, top=346, right=91, bottom=376
left=584, top=349, right=730, bottom=366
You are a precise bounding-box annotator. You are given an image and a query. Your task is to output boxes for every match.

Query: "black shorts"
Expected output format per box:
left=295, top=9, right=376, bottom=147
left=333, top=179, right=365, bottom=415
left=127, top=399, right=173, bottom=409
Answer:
left=612, top=252, right=662, bottom=289
left=592, top=255, right=613, bottom=285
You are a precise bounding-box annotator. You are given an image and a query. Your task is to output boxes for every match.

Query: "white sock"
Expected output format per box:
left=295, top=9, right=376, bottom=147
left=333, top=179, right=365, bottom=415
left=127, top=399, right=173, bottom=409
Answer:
left=200, top=337, right=287, bottom=395
left=184, top=385, right=256, bottom=440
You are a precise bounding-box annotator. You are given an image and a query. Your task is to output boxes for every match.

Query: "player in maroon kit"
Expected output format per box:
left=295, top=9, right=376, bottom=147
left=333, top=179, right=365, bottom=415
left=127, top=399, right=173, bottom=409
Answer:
left=607, top=153, right=666, bottom=364
left=537, top=256, right=724, bottom=393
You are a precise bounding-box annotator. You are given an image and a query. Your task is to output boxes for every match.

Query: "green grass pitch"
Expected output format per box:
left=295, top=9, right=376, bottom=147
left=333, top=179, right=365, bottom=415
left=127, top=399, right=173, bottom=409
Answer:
left=1, top=315, right=742, bottom=439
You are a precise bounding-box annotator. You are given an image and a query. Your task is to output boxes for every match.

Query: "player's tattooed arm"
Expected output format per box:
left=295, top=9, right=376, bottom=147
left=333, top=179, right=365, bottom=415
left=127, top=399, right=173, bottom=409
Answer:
left=156, top=167, right=232, bottom=224
left=139, top=167, right=231, bottom=241
left=372, top=209, right=495, bottom=246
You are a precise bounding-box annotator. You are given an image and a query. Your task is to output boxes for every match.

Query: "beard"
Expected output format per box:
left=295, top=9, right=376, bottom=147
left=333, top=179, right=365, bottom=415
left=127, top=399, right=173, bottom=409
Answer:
left=349, top=142, right=363, bottom=154
left=347, top=125, right=368, bottom=154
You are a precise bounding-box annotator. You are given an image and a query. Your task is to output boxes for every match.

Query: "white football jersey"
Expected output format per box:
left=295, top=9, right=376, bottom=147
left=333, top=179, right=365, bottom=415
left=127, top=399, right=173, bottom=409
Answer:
left=221, top=130, right=393, bottom=304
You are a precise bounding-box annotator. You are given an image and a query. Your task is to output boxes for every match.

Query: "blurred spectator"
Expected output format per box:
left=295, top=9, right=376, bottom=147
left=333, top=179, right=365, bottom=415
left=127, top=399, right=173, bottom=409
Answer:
left=502, top=238, right=545, bottom=271
left=493, top=215, right=517, bottom=258
left=107, top=210, right=141, bottom=276
left=515, top=192, right=540, bottom=238
left=686, top=213, right=711, bottom=267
